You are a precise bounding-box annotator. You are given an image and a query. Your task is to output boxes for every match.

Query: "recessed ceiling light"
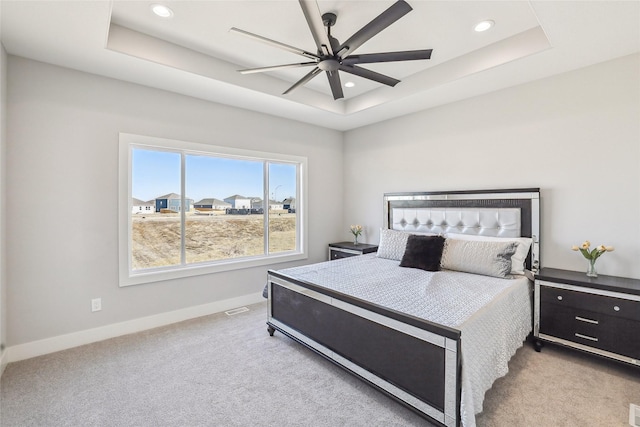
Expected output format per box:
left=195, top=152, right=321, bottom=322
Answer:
left=344, top=81, right=355, bottom=88
left=474, top=20, right=494, bottom=32
left=151, top=4, right=173, bottom=18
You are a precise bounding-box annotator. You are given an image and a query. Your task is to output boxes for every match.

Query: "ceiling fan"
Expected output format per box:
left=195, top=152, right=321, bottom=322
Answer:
left=230, top=0, right=432, bottom=100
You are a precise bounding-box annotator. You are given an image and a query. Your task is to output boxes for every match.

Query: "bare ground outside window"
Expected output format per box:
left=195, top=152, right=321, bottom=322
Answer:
left=131, top=211, right=296, bottom=270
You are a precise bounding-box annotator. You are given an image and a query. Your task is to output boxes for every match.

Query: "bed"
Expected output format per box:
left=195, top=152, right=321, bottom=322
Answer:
left=265, top=188, right=540, bottom=427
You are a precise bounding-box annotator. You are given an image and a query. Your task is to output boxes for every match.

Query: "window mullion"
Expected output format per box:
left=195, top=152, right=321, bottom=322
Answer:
left=296, top=163, right=301, bottom=252
left=180, top=151, right=186, bottom=265
left=264, top=161, right=269, bottom=255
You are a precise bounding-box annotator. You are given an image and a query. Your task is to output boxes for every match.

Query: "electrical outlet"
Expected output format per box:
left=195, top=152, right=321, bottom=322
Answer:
left=91, top=298, right=102, bottom=312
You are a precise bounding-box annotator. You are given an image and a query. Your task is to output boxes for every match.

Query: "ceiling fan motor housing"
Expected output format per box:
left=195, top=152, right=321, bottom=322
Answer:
left=318, top=59, right=340, bottom=71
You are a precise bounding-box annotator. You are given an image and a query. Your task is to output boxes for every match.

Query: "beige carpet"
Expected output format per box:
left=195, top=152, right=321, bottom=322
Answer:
left=1, top=301, right=638, bottom=426
left=476, top=339, right=639, bottom=427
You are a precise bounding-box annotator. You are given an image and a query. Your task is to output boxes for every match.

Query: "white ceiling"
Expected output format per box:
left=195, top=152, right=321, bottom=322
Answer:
left=1, top=1, right=639, bottom=131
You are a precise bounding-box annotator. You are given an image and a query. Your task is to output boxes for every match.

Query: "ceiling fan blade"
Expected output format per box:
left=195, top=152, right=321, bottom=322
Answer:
left=283, top=67, right=322, bottom=95
left=326, top=71, right=344, bottom=100
left=338, top=0, right=412, bottom=57
left=339, top=64, right=400, bottom=87
left=230, top=27, right=319, bottom=60
left=342, top=49, right=432, bottom=65
left=298, top=0, right=334, bottom=56
left=239, top=62, right=318, bottom=74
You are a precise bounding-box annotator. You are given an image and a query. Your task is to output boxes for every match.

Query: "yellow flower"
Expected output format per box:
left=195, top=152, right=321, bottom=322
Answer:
left=573, top=240, right=615, bottom=261
left=350, top=224, right=363, bottom=236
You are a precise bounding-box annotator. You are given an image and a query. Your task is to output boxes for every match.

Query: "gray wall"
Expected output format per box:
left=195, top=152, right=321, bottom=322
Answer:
left=6, top=57, right=343, bottom=346
left=344, top=53, right=640, bottom=279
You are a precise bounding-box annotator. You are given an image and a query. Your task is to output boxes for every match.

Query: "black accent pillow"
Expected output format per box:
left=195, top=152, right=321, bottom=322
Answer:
left=399, top=235, right=445, bottom=271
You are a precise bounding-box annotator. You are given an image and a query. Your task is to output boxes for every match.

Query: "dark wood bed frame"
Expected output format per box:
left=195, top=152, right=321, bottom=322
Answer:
left=266, top=188, right=540, bottom=427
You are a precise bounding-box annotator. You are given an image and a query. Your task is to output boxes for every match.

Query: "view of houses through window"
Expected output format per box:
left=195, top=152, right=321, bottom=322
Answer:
left=130, top=146, right=298, bottom=272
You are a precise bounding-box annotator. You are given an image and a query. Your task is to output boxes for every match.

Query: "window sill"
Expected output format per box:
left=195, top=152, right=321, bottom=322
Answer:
left=120, top=252, right=307, bottom=287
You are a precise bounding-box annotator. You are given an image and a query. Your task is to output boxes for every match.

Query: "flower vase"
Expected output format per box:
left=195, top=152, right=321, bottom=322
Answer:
left=586, top=259, right=597, bottom=278
left=353, top=235, right=359, bottom=246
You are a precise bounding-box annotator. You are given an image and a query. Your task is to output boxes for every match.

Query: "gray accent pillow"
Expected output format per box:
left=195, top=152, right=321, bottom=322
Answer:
left=444, top=233, right=532, bottom=275
left=377, top=229, right=411, bottom=260
left=377, top=229, right=440, bottom=261
left=441, top=239, right=518, bottom=278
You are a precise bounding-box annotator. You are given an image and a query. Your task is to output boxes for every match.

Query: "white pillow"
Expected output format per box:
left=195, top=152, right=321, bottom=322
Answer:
left=444, top=233, right=532, bottom=275
left=377, top=228, right=437, bottom=261
left=441, top=239, right=518, bottom=278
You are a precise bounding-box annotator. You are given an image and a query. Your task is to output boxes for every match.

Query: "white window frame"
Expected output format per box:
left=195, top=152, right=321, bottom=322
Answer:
left=118, top=133, right=308, bottom=287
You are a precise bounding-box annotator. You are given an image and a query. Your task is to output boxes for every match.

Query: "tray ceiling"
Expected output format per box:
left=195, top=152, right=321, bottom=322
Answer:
left=2, top=1, right=639, bottom=130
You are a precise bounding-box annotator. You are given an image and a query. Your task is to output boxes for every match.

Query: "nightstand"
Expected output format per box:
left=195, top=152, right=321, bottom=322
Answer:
left=328, top=242, right=378, bottom=261
left=534, top=267, right=640, bottom=366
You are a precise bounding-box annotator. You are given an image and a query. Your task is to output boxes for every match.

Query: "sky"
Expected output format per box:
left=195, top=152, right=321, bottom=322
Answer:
left=132, top=148, right=297, bottom=202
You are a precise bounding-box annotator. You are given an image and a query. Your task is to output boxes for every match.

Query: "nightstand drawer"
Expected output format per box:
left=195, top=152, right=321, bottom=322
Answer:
left=539, top=284, right=640, bottom=321
left=330, top=249, right=358, bottom=260
left=540, top=304, right=609, bottom=344
left=540, top=303, right=640, bottom=359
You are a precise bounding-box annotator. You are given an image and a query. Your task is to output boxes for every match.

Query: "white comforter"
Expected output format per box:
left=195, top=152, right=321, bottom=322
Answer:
left=278, top=254, right=532, bottom=427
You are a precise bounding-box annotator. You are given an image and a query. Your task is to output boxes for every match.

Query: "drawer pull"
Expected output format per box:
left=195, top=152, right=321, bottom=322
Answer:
left=575, top=316, right=599, bottom=325
left=557, top=295, right=563, bottom=301
left=613, top=306, right=620, bottom=311
left=575, top=333, right=598, bottom=342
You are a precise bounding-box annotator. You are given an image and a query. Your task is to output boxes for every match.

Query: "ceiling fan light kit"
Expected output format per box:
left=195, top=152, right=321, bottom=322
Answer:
left=232, top=0, right=433, bottom=100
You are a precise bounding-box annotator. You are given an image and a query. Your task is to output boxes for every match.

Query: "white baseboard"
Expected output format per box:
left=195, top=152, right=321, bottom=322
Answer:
left=0, top=348, right=7, bottom=379
left=7, top=292, right=265, bottom=363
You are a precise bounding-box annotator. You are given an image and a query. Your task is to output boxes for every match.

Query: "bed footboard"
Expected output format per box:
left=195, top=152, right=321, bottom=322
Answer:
left=267, top=271, right=461, bottom=427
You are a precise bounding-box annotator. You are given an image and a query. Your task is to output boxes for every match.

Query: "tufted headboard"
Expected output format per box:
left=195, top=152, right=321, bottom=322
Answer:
left=383, top=188, right=541, bottom=272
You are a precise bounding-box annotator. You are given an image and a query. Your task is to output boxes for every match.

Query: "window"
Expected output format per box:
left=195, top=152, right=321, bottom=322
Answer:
left=119, top=133, right=307, bottom=286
